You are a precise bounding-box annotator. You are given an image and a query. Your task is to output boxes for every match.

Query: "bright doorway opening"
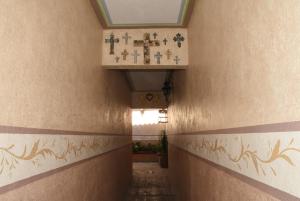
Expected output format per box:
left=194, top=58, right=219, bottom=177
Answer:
left=131, top=109, right=167, bottom=165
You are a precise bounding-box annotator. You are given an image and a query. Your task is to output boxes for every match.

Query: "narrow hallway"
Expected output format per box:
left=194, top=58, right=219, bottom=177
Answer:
left=1, top=0, right=300, bottom=201
left=125, top=163, right=175, bottom=201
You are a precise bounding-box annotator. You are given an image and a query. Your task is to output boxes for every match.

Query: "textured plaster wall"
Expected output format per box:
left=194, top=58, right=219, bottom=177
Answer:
left=168, top=0, right=300, bottom=200
left=0, top=0, right=131, bottom=200
left=0, top=0, right=131, bottom=134
left=168, top=0, right=300, bottom=134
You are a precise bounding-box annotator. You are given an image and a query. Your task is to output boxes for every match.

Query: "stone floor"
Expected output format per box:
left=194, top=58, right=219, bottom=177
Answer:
left=124, top=163, right=175, bottom=201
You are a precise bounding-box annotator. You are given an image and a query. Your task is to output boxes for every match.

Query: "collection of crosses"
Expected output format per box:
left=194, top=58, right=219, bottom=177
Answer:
left=105, top=32, right=185, bottom=65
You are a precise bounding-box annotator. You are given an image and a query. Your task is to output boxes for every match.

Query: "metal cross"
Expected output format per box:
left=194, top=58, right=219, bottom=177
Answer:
left=154, top=52, right=163, bottom=64
left=115, top=56, right=120, bottom=63
left=105, top=33, right=119, bottom=55
left=122, top=32, right=132, bottom=45
left=173, top=33, right=184, bottom=48
left=163, top=38, right=168, bottom=45
left=165, top=49, right=172, bottom=60
left=121, top=49, right=129, bottom=60
left=134, top=33, right=160, bottom=64
left=131, top=50, right=140, bottom=64
left=153, top=32, right=158, bottom=39
left=174, top=56, right=180, bottom=64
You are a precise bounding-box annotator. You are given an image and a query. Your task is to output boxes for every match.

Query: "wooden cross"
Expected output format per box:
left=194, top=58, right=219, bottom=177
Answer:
left=115, top=56, right=120, bottom=63
left=134, top=33, right=160, bottom=64
left=105, top=33, right=119, bottom=55
left=173, top=33, right=184, bottom=48
left=153, top=32, right=158, bottom=39
left=121, top=49, right=129, bottom=60
left=154, top=52, right=163, bottom=64
left=165, top=49, right=172, bottom=60
left=122, top=32, right=132, bottom=45
left=163, top=38, right=168, bottom=45
left=131, top=50, right=140, bottom=64
left=174, top=56, right=180, bottom=64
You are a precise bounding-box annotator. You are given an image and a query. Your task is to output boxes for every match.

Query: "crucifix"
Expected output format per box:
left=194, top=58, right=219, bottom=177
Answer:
left=163, top=38, right=168, bottom=45
left=122, top=32, right=132, bottom=45
left=134, top=33, right=160, bottom=64
left=115, top=56, right=120, bottom=63
left=165, top=49, right=172, bottom=60
left=154, top=52, right=163, bottom=64
left=153, top=32, right=158, bottom=39
left=105, top=33, right=119, bottom=55
left=121, top=49, right=129, bottom=60
left=131, top=50, right=140, bottom=64
left=174, top=56, right=180, bottom=64
left=173, top=33, right=184, bottom=48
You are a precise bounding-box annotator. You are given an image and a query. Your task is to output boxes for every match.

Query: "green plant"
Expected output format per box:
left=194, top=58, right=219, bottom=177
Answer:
left=132, top=142, right=141, bottom=153
left=159, top=130, right=168, bottom=168
left=160, top=130, right=168, bottom=154
left=132, top=142, right=160, bottom=153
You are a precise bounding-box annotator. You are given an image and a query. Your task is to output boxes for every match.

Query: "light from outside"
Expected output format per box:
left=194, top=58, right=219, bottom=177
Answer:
left=132, top=109, right=160, bottom=126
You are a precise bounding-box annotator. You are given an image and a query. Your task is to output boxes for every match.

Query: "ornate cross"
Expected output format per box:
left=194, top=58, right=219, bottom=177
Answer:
left=153, top=32, right=158, bottom=39
left=174, top=56, right=180, bottom=64
left=122, top=32, right=132, bottom=45
left=165, top=49, right=172, bottom=60
left=131, top=50, right=140, bottom=64
left=105, top=33, right=119, bottom=55
left=173, top=33, right=184, bottom=48
left=163, top=38, right=168, bottom=45
left=134, top=33, right=160, bottom=64
left=154, top=52, right=163, bottom=64
left=121, top=49, right=129, bottom=60
left=115, top=56, right=120, bottom=63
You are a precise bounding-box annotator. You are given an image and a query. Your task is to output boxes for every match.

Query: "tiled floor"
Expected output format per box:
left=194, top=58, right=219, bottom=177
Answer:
left=124, top=163, right=175, bottom=201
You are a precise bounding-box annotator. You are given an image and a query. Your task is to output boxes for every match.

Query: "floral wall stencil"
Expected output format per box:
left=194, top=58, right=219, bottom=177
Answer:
left=169, top=132, right=300, bottom=199
left=0, top=134, right=130, bottom=188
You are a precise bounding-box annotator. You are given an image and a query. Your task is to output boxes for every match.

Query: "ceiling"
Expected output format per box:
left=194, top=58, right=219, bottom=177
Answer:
left=126, top=71, right=168, bottom=91
left=92, top=0, right=194, bottom=28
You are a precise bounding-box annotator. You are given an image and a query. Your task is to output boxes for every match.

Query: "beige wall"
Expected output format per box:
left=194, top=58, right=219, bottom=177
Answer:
left=132, top=91, right=165, bottom=109
left=168, top=0, right=300, bottom=134
left=0, top=0, right=131, bottom=134
left=0, top=0, right=131, bottom=200
left=168, top=0, right=300, bottom=200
